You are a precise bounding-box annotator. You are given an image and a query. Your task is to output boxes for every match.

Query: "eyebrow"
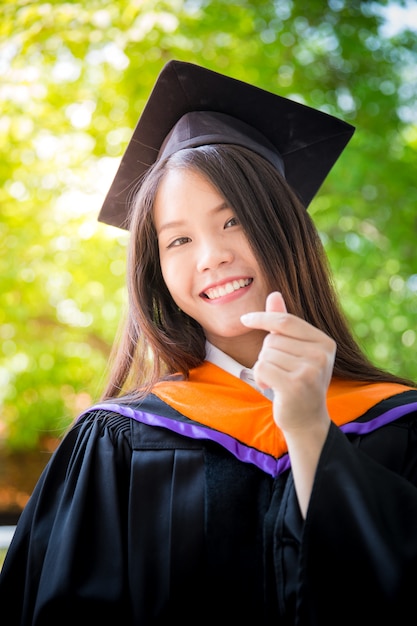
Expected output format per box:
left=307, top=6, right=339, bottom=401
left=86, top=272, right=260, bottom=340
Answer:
left=156, top=201, right=229, bottom=235
left=157, top=219, right=186, bottom=236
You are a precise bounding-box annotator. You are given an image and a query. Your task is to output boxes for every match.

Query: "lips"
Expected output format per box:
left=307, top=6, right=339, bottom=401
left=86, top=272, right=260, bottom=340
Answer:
left=202, top=278, right=252, bottom=300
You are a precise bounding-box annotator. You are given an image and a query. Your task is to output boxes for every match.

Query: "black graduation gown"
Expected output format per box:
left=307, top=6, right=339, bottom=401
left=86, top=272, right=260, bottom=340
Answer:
left=1, top=388, right=417, bottom=626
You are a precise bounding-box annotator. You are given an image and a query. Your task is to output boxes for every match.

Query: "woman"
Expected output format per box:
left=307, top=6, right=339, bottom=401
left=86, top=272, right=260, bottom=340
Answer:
left=1, top=60, right=417, bottom=625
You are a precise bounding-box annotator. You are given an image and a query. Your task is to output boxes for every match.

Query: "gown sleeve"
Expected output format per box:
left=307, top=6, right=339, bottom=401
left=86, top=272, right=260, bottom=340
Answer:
left=297, top=414, right=417, bottom=625
left=0, top=411, right=135, bottom=625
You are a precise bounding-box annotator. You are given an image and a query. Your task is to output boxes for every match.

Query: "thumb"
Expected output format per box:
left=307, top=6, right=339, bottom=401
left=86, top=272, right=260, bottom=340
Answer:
left=265, top=291, right=287, bottom=314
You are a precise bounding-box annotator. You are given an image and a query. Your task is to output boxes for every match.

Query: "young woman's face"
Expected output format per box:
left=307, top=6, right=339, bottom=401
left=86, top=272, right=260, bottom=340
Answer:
left=153, top=167, right=270, bottom=360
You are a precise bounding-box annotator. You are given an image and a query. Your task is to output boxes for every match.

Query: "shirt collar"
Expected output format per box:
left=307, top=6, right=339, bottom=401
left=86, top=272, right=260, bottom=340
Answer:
left=205, top=341, right=274, bottom=399
left=205, top=341, right=244, bottom=378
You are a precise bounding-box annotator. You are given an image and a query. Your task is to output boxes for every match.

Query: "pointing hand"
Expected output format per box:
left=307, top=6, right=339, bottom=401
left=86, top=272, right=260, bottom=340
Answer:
left=241, top=292, right=335, bottom=432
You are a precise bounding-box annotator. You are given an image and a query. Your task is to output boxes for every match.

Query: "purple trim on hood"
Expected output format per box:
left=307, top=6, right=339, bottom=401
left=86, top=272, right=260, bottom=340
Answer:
left=78, top=399, right=417, bottom=477
left=79, top=402, right=290, bottom=477
left=340, top=402, right=417, bottom=435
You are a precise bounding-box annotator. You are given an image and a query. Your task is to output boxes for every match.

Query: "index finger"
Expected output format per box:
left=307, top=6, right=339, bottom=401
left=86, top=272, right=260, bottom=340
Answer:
left=240, top=310, right=321, bottom=341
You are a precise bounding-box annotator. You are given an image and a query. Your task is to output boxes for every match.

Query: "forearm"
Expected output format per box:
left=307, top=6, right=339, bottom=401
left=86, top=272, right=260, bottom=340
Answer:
left=283, top=417, right=331, bottom=518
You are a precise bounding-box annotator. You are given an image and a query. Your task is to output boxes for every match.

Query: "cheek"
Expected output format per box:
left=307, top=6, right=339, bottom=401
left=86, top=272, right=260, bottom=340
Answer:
left=160, top=255, right=188, bottom=298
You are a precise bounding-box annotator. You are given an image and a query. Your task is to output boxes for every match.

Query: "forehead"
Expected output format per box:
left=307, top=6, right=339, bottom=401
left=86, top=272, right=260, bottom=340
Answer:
left=153, top=168, right=228, bottom=229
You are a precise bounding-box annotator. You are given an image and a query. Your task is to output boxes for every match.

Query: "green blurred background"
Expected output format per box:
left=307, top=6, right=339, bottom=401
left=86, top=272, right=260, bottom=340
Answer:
left=1, top=0, right=416, bottom=465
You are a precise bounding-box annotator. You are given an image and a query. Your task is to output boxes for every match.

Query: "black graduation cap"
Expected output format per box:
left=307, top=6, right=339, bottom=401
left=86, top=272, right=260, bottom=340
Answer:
left=98, top=59, right=355, bottom=229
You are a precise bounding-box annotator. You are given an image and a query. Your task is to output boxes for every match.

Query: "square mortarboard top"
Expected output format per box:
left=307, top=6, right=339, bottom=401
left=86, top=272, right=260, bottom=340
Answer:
left=98, top=59, right=355, bottom=229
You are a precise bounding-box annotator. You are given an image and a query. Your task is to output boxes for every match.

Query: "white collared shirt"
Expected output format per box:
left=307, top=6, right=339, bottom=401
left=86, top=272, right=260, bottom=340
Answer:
left=205, top=341, right=274, bottom=400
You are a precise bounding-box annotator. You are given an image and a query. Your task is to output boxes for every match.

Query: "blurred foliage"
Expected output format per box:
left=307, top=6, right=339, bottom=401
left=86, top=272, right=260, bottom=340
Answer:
left=0, top=0, right=416, bottom=451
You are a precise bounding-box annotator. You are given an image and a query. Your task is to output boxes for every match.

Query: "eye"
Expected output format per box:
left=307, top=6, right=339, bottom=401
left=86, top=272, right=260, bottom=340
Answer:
left=225, top=216, right=239, bottom=229
left=167, top=236, right=191, bottom=248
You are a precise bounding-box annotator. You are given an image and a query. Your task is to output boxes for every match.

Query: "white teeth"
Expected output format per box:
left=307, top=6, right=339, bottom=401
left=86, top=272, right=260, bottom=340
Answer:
left=205, top=278, right=251, bottom=300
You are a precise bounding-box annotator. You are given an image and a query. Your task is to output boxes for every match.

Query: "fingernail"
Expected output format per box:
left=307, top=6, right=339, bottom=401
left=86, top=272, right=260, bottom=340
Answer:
left=240, top=313, right=255, bottom=323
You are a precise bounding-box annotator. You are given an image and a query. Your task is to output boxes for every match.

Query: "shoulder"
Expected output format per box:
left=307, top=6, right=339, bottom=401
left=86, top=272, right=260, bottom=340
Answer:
left=73, top=394, right=201, bottom=450
left=358, top=388, right=417, bottom=427
left=344, top=389, right=417, bottom=478
left=75, top=406, right=134, bottom=440
left=43, top=407, right=137, bottom=476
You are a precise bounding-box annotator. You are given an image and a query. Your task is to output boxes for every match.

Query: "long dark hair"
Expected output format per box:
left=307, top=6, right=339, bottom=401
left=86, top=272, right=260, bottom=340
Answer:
left=101, top=144, right=415, bottom=399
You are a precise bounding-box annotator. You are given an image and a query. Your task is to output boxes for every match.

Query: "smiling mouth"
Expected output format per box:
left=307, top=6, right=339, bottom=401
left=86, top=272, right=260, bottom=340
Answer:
left=202, top=278, right=253, bottom=300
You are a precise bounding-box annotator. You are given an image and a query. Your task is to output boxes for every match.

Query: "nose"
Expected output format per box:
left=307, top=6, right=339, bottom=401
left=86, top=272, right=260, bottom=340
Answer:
left=195, top=235, right=234, bottom=272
